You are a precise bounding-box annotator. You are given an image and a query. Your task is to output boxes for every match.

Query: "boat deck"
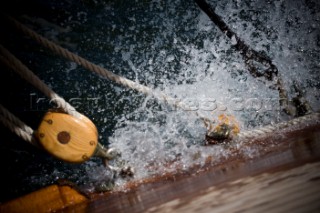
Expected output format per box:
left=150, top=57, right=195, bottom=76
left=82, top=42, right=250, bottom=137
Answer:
left=60, top=123, right=320, bottom=213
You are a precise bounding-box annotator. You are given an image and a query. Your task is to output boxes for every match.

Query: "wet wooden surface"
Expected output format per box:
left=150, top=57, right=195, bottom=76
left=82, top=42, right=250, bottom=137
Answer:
left=148, top=161, right=320, bottom=213
left=61, top=123, right=320, bottom=213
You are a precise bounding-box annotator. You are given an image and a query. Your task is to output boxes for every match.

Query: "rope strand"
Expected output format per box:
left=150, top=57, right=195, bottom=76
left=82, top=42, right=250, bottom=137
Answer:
left=3, top=15, right=218, bottom=132
left=3, top=15, right=212, bottom=124
left=0, top=44, right=118, bottom=159
left=2, top=15, right=319, bottom=144
left=238, top=113, right=320, bottom=140
left=0, top=104, right=37, bottom=146
left=0, top=44, right=79, bottom=118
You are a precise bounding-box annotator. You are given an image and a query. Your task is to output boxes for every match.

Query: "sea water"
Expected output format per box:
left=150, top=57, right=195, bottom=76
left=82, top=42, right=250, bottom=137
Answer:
left=0, top=0, right=319, bottom=199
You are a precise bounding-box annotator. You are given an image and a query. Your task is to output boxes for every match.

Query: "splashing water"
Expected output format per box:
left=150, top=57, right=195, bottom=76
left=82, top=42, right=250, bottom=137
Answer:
left=107, top=0, right=320, bottom=186
left=1, top=0, right=319, bottom=198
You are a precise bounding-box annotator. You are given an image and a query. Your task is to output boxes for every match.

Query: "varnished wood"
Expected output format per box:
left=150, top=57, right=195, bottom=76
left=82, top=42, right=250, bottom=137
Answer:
left=60, top=123, right=320, bottom=213
left=36, top=112, right=98, bottom=163
left=147, top=162, right=320, bottom=213
left=0, top=185, right=87, bottom=213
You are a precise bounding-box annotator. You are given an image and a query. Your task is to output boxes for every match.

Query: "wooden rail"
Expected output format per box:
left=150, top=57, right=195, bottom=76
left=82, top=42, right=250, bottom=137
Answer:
left=58, top=122, right=320, bottom=213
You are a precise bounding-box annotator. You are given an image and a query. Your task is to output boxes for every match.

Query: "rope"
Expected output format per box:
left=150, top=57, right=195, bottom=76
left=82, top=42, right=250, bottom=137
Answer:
left=3, top=15, right=319, bottom=142
left=0, top=44, right=80, bottom=118
left=3, top=15, right=213, bottom=126
left=0, top=45, right=115, bottom=159
left=238, top=112, right=320, bottom=140
left=0, top=104, right=38, bottom=146
left=0, top=45, right=120, bottom=159
left=5, top=16, right=160, bottom=96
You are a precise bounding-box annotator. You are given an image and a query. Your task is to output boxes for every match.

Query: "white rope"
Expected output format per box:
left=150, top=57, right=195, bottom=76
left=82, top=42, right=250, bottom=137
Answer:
left=4, top=15, right=213, bottom=129
left=0, top=44, right=80, bottom=118
left=237, top=113, right=320, bottom=140
left=0, top=104, right=38, bottom=146
left=0, top=44, right=113, bottom=156
left=3, top=15, right=319, bottom=143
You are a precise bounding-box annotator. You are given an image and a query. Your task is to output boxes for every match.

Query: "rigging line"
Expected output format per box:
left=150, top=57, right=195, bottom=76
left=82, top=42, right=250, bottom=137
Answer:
left=0, top=44, right=79, bottom=118
left=3, top=14, right=215, bottom=132
left=194, top=0, right=277, bottom=79
left=0, top=103, right=38, bottom=146
left=237, top=112, right=320, bottom=140
left=0, top=44, right=118, bottom=160
left=0, top=103, right=33, bottom=135
left=194, top=0, right=298, bottom=115
left=4, top=14, right=317, bottom=143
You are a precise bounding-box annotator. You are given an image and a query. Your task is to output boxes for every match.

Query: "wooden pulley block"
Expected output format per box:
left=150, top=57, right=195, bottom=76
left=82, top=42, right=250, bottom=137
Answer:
left=35, top=112, right=98, bottom=163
